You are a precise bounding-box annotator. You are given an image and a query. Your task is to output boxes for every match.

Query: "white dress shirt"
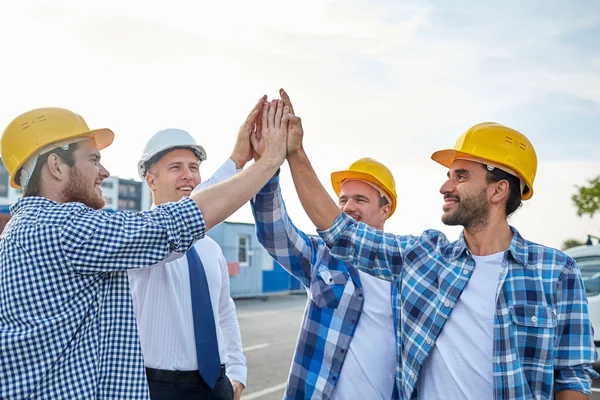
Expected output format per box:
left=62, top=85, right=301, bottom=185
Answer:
left=128, top=159, right=246, bottom=385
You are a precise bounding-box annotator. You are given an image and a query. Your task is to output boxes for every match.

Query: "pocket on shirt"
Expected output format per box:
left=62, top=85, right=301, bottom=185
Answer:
left=510, top=304, right=557, bottom=366
left=310, top=266, right=350, bottom=309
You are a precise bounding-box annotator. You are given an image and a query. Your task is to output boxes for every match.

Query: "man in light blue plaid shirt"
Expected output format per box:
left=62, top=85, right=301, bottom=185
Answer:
left=251, top=160, right=399, bottom=399
left=0, top=100, right=289, bottom=399
left=279, top=106, right=598, bottom=399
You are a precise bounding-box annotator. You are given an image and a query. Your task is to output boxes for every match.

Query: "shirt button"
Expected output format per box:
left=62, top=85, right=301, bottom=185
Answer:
left=358, top=293, right=363, bottom=298
left=340, top=349, right=345, bottom=354
left=351, top=319, right=356, bottom=323
left=531, top=315, right=538, bottom=323
left=332, top=375, right=337, bottom=381
left=462, top=269, right=469, bottom=275
left=444, top=301, right=450, bottom=307
left=409, top=371, right=415, bottom=379
left=426, top=338, right=432, bottom=345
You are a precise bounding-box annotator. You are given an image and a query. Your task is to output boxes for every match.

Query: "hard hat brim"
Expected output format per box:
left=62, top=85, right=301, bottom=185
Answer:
left=331, top=170, right=397, bottom=218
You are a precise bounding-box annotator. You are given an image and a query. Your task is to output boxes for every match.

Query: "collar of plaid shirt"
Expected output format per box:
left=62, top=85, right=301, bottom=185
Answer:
left=318, top=212, right=599, bottom=400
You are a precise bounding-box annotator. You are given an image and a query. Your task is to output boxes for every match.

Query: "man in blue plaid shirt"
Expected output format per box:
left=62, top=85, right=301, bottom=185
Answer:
left=278, top=100, right=598, bottom=399
left=0, top=100, right=290, bottom=399
left=251, top=90, right=400, bottom=399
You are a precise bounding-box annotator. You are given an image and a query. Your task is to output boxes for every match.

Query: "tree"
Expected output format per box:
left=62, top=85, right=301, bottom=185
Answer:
left=562, top=239, right=584, bottom=251
left=572, top=176, right=600, bottom=218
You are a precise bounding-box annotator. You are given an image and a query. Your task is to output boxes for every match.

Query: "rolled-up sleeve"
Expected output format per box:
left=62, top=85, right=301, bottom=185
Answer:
left=62, top=197, right=205, bottom=274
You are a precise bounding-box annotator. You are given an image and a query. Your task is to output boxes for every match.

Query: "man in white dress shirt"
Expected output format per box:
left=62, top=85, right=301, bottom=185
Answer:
left=129, top=128, right=247, bottom=400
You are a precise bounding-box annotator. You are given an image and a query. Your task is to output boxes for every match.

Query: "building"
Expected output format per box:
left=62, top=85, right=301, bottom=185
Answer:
left=207, top=221, right=302, bottom=298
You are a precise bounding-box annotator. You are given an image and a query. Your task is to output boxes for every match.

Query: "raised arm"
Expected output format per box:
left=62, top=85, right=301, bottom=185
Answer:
left=251, top=174, right=322, bottom=287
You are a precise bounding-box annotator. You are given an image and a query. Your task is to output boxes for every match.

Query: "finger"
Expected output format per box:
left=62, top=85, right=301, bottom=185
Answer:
left=268, top=99, right=277, bottom=131
left=279, top=88, right=295, bottom=115
left=255, top=111, right=263, bottom=140
left=261, top=102, right=269, bottom=131
left=250, top=130, right=260, bottom=152
left=282, top=108, right=291, bottom=126
left=248, top=95, right=267, bottom=118
left=275, top=100, right=284, bottom=130
left=241, top=110, right=259, bottom=136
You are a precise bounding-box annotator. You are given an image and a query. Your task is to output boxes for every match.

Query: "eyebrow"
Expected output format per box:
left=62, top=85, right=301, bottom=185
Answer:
left=447, top=168, right=470, bottom=178
left=339, top=194, right=370, bottom=202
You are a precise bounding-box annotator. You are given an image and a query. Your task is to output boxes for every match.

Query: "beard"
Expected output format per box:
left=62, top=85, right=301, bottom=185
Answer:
left=61, top=168, right=105, bottom=210
left=442, top=188, right=489, bottom=231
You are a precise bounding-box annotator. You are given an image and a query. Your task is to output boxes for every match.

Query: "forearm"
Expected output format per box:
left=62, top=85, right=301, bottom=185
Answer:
left=192, top=157, right=280, bottom=230
left=251, top=176, right=316, bottom=286
left=287, top=149, right=341, bottom=230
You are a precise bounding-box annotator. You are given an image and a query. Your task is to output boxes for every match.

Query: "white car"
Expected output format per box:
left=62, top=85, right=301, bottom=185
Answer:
left=564, top=244, right=600, bottom=368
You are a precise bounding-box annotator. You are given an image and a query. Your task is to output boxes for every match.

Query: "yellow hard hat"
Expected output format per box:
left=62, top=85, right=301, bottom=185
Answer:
left=1, top=107, right=114, bottom=188
left=331, top=158, right=397, bottom=218
left=431, top=122, right=537, bottom=200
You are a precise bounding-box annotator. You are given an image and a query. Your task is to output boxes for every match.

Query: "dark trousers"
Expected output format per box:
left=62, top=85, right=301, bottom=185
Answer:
left=147, top=375, right=234, bottom=400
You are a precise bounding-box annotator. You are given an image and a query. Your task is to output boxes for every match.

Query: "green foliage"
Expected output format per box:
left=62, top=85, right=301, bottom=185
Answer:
left=561, top=239, right=584, bottom=251
left=572, top=176, right=600, bottom=218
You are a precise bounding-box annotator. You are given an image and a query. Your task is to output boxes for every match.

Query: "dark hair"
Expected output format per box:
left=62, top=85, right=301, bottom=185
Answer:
left=484, top=165, right=522, bottom=217
left=22, top=143, right=79, bottom=197
left=378, top=194, right=390, bottom=208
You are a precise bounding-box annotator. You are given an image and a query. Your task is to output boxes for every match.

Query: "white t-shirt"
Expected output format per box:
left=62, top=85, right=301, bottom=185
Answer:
left=417, top=251, right=504, bottom=399
left=331, top=271, right=397, bottom=400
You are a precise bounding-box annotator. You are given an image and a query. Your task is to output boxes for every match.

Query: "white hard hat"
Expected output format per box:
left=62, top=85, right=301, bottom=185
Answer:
left=138, top=128, right=207, bottom=180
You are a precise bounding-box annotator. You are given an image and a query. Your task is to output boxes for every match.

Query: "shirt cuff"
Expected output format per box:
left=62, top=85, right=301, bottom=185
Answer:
left=226, top=364, right=247, bottom=387
left=256, top=172, right=280, bottom=196
left=217, top=158, right=240, bottom=179
left=317, top=212, right=355, bottom=248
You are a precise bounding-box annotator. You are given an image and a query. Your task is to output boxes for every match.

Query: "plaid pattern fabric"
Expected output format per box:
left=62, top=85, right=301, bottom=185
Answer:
left=319, top=212, right=599, bottom=399
left=0, top=196, right=205, bottom=399
left=251, top=176, right=398, bottom=400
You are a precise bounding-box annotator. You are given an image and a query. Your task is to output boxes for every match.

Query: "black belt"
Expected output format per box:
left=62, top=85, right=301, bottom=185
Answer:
left=145, top=365, right=226, bottom=383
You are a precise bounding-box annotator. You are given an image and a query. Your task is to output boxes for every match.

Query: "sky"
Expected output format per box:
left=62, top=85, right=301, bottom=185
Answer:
left=1, top=0, right=599, bottom=249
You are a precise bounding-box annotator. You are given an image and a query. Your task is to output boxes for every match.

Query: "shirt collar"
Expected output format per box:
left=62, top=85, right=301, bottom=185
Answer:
left=451, top=226, right=528, bottom=267
left=10, top=196, right=58, bottom=215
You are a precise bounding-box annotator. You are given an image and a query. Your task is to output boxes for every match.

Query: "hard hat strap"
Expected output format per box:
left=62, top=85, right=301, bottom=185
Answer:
left=20, top=137, right=92, bottom=188
left=455, top=156, right=527, bottom=195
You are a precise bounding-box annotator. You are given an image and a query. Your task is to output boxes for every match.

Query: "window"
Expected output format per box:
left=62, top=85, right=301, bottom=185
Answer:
left=118, top=199, right=127, bottom=209
left=238, top=235, right=251, bottom=267
left=119, top=184, right=128, bottom=196
left=576, top=256, right=600, bottom=297
left=104, top=197, right=113, bottom=205
left=102, top=181, right=114, bottom=189
left=129, top=185, right=138, bottom=195
left=128, top=199, right=138, bottom=210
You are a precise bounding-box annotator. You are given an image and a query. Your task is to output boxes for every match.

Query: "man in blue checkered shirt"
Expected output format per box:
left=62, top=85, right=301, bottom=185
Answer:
left=0, top=100, right=290, bottom=399
left=251, top=90, right=400, bottom=399
left=278, top=103, right=598, bottom=399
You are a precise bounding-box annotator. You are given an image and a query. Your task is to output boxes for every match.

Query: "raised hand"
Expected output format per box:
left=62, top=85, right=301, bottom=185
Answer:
left=255, top=99, right=289, bottom=167
left=279, top=88, right=304, bottom=157
left=230, top=95, right=267, bottom=169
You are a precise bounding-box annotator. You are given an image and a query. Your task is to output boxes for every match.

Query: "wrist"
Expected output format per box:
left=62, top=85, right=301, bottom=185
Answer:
left=230, top=156, right=246, bottom=170
left=287, top=148, right=306, bottom=163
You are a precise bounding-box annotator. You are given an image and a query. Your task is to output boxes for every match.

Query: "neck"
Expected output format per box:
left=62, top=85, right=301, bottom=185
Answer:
left=463, top=218, right=512, bottom=256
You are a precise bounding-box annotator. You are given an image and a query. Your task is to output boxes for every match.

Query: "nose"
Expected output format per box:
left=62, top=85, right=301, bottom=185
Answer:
left=342, top=199, right=357, bottom=213
left=439, top=177, right=455, bottom=195
left=99, top=163, right=110, bottom=179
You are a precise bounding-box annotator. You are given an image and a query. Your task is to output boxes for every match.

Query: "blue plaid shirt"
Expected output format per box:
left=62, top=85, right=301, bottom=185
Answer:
left=318, top=212, right=598, bottom=399
left=0, top=196, right=205, bottom=399
left=251, top=176, right=398, bottom=400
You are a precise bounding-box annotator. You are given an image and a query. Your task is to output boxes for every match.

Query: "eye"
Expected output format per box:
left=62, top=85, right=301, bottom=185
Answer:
left=457, top=174, right=467, bottom=182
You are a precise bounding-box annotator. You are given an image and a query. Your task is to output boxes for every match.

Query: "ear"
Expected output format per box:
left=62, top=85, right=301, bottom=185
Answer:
left=380, top=203, right=391, bottom=220
left=490, top=179, right=510, bottom=205
left=145, top=173, right=157, bottom=190
left=46, top=153, right=68, bottom=182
